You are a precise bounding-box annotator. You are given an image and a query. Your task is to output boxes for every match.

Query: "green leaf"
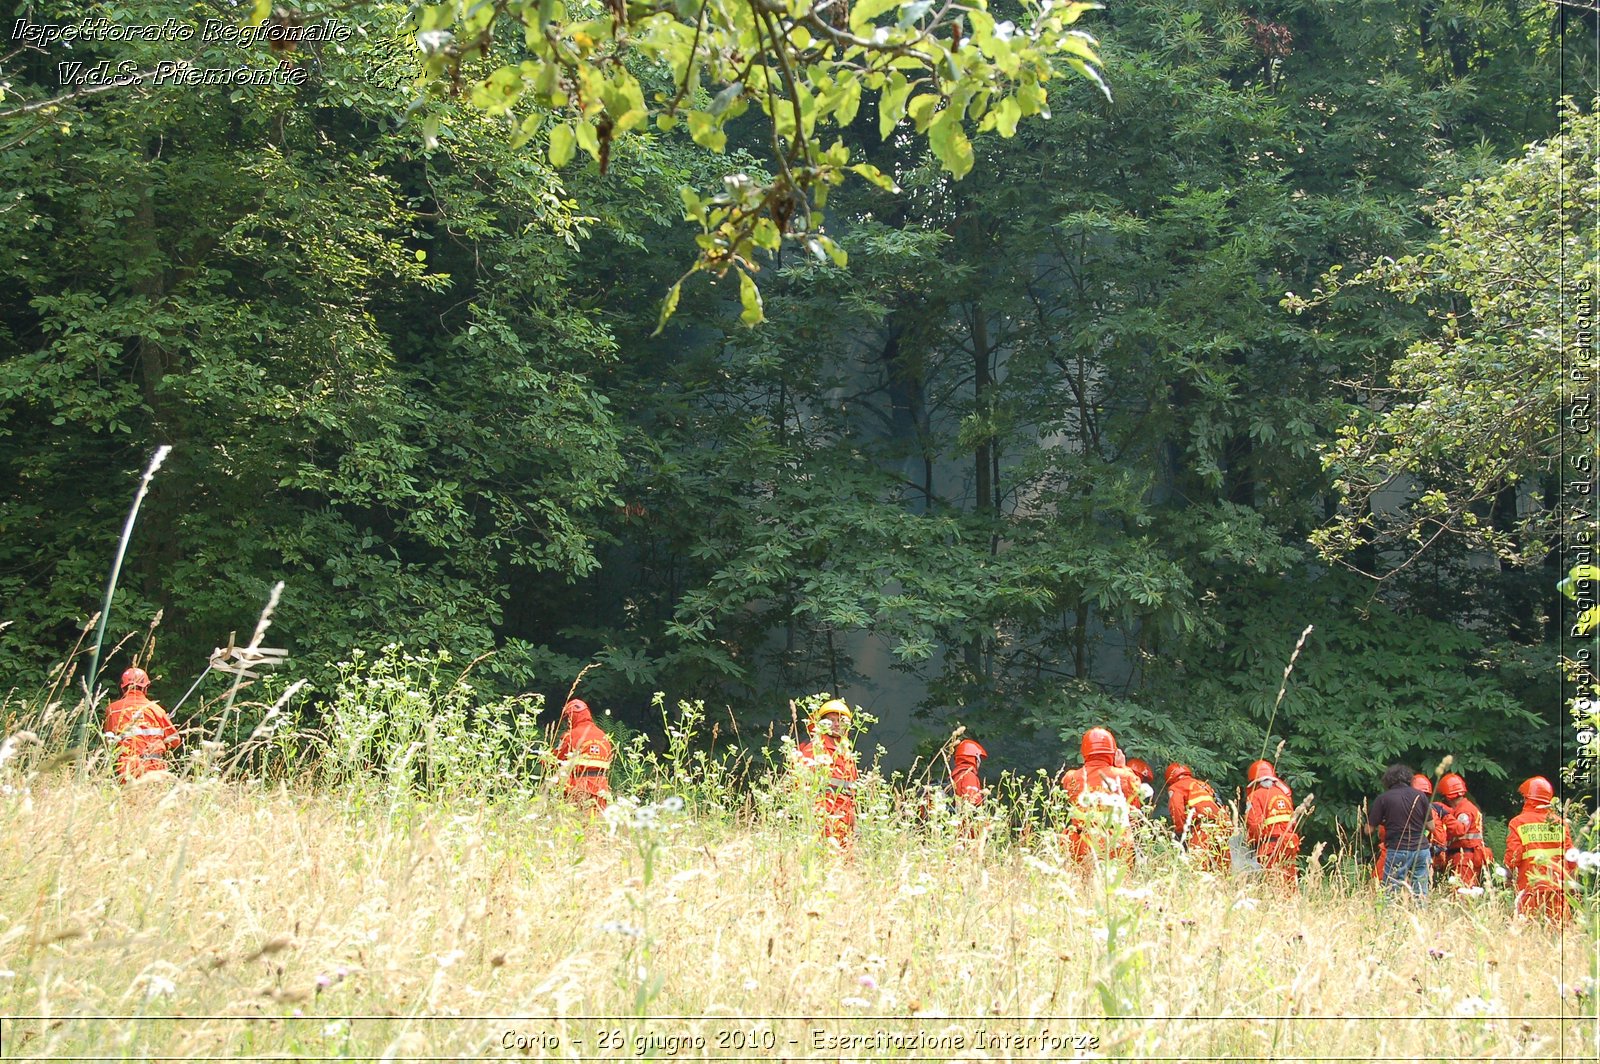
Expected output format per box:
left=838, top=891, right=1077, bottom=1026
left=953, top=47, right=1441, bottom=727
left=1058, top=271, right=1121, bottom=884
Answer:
left=548, top=122, right=577, bottom=167
left=811, top=234, right=848, bottom=267
left=849, top=163, right=901, bottom=193
left=652, top=281, right=682, bottom=336
left=600, top=72, right=648, bottom=132
left=878, top=73, right=911, bottom=139
left=927, top=109, right=974, bottom=178
left=687, top=111, right=727, bottom=152
left=575, top=119, right=600, bottom=161
left=834, top=75, right=863, bottom=128
left=737, top=270, right=765, bottom=327
left=907, top=94, right=940, bottom=132
left=850, top=0, right=901, bottom=34
left=993, top=96, right=1021, bottom=139
left=709, top=81, right=744, bottom=116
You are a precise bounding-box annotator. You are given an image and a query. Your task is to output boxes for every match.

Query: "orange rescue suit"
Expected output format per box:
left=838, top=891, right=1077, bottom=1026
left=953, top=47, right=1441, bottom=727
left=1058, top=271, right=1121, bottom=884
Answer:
left=1504, top=803, right=1575, bottom=921
left=950, top=756, right=983, bottom=806
left=794, top=734, right=859, bottom=848
left=103, top=690, right=180, bottom=782
left=1442, top=797, right=1492, bottom=887
left=1245, top=778, right=1300, bottom=886
left=554, top=708, right=613, bottom=809
left=1059, top=758, right=1142, bottom=864
left=1167, top=775, right=1230, bottom=872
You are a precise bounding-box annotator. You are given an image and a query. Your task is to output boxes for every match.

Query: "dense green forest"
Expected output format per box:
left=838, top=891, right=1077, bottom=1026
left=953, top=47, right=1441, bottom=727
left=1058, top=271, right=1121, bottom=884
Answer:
left=1, top=0, right=1595, bottom=819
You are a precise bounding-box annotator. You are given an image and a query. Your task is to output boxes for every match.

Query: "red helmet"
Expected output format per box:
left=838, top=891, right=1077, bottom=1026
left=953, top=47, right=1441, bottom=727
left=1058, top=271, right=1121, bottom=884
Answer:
left=1518, top=776, right=1554, bottom=806
left=1126, top=758, right=1154, bottom=786
left=561, top=698, right=591, bottom=722
left=120, top=667, right=150, bottom=691
left=1411, top=774, right=1432, bottom=794
left=1246, top=759, right=1276, bottom=786
left=953, top=738, right=987, bottom=761
left=1165, top=762, right=1192, bottom=786
left=1437, top=773, right=1467, bottom=801
left=1080, top=727, right=1116, bottom=760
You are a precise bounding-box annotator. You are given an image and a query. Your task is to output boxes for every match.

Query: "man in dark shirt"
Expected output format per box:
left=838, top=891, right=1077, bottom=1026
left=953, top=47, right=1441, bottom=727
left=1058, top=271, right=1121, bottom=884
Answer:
left=1365, top=763, right=1434, bottom=897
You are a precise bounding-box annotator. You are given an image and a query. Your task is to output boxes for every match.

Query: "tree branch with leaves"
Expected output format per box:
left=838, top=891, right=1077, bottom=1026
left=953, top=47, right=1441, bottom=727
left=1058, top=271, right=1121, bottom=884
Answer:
left=408, top=0, right=1107, bottom=325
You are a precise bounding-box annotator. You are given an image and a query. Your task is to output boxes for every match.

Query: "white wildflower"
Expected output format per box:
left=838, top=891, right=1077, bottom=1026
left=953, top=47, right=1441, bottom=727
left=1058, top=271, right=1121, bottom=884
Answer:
left=1455, top=886, right=1485, bottom=898
left=1232, top=896, right=1260, bottom=911
left=143, top=974, right=176, bottom=1000
left=1114, top=885, right=1154, bottom=901
left=1453, top=996, right=1500, bottom=1016
left=598, top=921, right=643, bottom=938
left=742, top=978, right=759, bottom=991
left=434, top=950, right=465, bottom=969
left=0, top=731, right=39, bottom=771
left=840, top=996, right=871, bottom=1008
left=1024, top=854, right=1062, bottom=875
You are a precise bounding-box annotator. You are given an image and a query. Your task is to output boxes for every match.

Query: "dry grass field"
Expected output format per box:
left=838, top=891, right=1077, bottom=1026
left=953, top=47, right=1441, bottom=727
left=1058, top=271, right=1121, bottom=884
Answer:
left=0, top=765, right=1594, bottom=1062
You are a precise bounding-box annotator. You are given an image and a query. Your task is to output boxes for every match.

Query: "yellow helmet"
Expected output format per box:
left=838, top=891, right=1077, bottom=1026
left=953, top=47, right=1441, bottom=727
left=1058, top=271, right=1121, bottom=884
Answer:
left=809, top=698, right=853, bottom=730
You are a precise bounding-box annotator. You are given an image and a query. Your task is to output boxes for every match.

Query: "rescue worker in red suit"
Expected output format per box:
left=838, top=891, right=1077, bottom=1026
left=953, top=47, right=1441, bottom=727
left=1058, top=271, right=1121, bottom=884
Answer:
left=1373, top=773, right=1444, bottom=883
left=553, top=698, right=613, bottom=809
left=1416, top=774, right=1447, bottom=870
left=1244, top=759, right=1301, bottom=888
left=102, top=667, right=180, bottom=782
left=1429, top=790, right=1454, bottom=875
left=1058, top=727, right=1142, bottom=864
left=1504, top=776, right=1576, bottom=921
left=792, top=699, right=859, bottom=849
left=1125, top=758, right=1155, bottom=800
left=1436, top=772, right=1493, bottom=887
left=1166, top=763, right=1231, bottom=873
left=950, top=738, right=987, bottom=806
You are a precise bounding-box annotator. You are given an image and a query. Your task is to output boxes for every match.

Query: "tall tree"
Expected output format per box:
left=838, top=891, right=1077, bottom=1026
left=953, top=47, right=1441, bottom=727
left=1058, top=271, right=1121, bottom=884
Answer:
left=0, top=5, right=628, bottom=694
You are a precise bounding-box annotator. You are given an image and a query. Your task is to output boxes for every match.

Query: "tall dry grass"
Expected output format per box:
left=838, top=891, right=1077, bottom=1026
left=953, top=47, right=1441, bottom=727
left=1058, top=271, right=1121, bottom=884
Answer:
left=0, top=766, right=1594, bottom=1061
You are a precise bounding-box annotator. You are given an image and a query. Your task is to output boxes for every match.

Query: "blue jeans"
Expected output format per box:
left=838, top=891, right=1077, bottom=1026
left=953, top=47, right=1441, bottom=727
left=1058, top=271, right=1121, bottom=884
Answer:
left=1382, top=847, right=1431, bottom=897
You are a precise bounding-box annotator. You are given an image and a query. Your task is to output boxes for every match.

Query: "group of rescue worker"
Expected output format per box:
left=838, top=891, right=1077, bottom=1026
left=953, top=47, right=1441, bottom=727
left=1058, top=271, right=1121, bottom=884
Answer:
left=100, top=673, right=1582, bottom=920
left=774, top=700, right=1583, bottom=921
